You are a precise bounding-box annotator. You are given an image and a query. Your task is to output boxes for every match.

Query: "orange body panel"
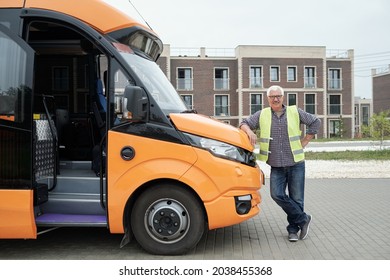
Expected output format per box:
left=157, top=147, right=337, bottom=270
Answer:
left=107, top=128, right=262, bottom=233
left=107, top=131, right=198, bottom=233
left=0, top=190, right=36, bottom=238
left=179, top=149, right=262, bottom=229
left=0, top=0, right=150, bottom=34
left=205, top=189, right=261, bottom=229
left=0, top=0, right=24, bottom=7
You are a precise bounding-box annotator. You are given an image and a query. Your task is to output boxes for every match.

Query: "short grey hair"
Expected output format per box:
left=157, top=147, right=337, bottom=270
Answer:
left=266, top=85, right=284, bottom=96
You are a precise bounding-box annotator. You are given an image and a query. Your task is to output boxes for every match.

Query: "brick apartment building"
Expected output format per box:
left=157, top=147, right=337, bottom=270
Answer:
left=157, top=45, right=355, bottom=139
left=372, top=68, right=390, bottom=114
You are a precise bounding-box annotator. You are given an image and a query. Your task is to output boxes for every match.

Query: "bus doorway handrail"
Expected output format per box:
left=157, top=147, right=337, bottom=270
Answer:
left=99, top=133, right=107, bottom=210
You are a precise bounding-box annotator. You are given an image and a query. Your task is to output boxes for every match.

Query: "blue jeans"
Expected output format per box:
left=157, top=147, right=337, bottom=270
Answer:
left=270, top=161, right=308, bottom=234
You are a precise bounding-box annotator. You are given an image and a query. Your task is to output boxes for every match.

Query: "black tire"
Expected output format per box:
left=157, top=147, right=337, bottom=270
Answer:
left=131, top=183, right=206, bottom=255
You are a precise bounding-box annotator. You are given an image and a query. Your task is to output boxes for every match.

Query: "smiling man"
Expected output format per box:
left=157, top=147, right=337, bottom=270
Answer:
left=240, top=85, right=321, bottom=242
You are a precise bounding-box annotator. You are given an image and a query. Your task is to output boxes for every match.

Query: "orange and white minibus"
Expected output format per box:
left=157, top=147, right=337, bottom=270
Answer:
left=0, top=0, right=262, bottom=255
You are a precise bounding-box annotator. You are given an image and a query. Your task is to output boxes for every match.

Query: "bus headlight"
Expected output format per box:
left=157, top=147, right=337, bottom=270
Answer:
left=183, top=133, right=256, bottom=166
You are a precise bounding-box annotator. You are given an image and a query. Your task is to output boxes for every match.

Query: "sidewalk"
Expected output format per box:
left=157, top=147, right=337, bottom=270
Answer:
left=0, top=178, right=389, bottom=260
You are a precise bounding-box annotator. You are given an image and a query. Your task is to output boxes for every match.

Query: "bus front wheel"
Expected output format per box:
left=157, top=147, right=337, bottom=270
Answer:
left=131, top=183, right=206, bottom=255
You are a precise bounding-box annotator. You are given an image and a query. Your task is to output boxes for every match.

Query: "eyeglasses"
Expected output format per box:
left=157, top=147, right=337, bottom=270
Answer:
left=268, top=95, right=283, bottom=100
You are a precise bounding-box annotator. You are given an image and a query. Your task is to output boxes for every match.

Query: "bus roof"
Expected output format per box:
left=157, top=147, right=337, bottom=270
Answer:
left=1, top=0, right=153, bottom=35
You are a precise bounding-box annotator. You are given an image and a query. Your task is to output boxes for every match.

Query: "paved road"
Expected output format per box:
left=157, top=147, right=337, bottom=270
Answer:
left=0, top=178, right=389, bottom=260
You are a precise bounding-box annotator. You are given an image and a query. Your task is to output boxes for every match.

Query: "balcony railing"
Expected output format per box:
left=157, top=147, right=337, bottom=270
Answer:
left=214, top=78, right=229, bottom=90
left=177, top=78, right=193, bottom=90
left=304, top=77, right=316, bottom=88
left=214, top=105, right=230, bottom=116
left=249, top=76, right=263, bottom=88
left=328, top=78, right=342, bottom=90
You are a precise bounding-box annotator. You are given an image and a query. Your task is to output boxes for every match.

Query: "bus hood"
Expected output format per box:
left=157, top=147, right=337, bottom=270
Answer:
left=169, top=113, right=253, bottom=151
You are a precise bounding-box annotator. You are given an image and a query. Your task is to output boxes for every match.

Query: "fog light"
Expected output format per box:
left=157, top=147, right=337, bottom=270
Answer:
left=235, top=195, right=252, bottom=215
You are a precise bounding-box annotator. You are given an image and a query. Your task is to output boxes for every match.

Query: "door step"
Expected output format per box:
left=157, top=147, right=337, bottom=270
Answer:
left=36, top=213, right=107, bottom=227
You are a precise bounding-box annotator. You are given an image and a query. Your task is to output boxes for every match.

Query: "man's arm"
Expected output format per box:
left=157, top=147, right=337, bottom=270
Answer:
left=239, top=111, right=261, bottom=146
left=297, top=108, right=321, bottom=148
left=301, top=133, right=315, bottom=148
left=240, top=124, right=257, bottom=146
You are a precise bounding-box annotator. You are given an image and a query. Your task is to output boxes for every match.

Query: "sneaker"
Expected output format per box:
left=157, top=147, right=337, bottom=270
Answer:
left=299, top=214, right=312, bottom=240
left=288, top=232, right=299, bottom=242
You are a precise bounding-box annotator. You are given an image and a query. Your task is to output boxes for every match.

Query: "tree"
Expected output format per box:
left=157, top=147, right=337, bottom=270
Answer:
left=363, top=110, right=390, bottom=149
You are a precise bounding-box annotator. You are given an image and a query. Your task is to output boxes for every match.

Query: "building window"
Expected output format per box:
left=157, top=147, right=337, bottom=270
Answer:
left=287, top=66, right=297, bottom=82
left=177, top=68, right=193, bottom=90
left=250, top=66, right=262, bottom=88
left=328, top=94, right=341, bottom=114
left=181, top=94, right=193, bottom=109
left=305, top=94, right=316, bottom=114
left=214, top=68, right=229, bottom=90
left=288, top=93, right=297, bottom=106
left=328, top=68, right=341, bottom=90
left=250, top=93, right=262, bottom=114
left=52, top=66, right=69, bottom=91
left=304, top=66, right=316, bottom=88
left=270, top=66, right=280, bottom=82
left=362, top=105, right=369, bottom=126
left=329, top=119, right=341, bottom=138
left=214, top=94, right=229, bottom=116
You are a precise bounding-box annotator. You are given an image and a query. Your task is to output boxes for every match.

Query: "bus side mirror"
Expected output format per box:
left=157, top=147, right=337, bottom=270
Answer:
left=123, top=86, right=148, bottom=121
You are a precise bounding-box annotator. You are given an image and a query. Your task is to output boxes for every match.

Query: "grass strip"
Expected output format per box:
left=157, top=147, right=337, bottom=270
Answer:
left=304, top=149, right=390, bottom=161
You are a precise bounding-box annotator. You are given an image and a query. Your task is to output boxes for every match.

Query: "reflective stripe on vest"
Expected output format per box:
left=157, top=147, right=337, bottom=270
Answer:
left=258, top=106, right=304, bottom=162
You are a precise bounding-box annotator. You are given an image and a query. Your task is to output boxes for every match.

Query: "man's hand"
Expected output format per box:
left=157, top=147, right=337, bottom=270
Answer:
left=301, top=134, right=314, bottom=148
left=240, top=124, right=257, bottom=146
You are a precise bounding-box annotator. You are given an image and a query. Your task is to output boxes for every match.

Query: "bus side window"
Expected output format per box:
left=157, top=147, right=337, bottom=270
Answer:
left=0, top=28, right=30, bottom=123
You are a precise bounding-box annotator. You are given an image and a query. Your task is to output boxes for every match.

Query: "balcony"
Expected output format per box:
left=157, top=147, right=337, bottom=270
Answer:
left=214, top=105, right=230, bottom=117
left=177, top=78, right=193, bottom=91
left=214, top=78, right=229, bottom=90
left=249, top=76, right=263, bottom=88
left=304, top=77, right=316, bottom=88
left=328, top=78, right=342, bottom=90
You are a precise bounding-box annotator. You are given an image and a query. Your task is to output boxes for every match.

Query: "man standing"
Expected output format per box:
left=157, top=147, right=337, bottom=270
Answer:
left=240, top=85, right=321, bottom=242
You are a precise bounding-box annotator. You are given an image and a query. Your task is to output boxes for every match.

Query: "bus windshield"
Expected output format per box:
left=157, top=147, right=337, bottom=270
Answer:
left=119, top=51, right=188, bottom=115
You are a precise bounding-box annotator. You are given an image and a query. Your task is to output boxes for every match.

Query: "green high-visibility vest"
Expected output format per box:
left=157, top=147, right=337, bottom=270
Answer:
left=258, top=105, right=304, bottom=162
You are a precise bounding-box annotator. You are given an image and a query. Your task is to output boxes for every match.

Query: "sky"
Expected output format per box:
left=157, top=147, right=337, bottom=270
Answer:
left=103, top=0, right=390, bottom=99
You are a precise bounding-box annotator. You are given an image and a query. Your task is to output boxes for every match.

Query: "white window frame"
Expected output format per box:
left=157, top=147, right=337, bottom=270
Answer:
left=249, top=65, right=263, bottom=88
left=249, top=93, right=263, bottom=114
left=270, top=65, right=280, bottom=82
left=304, top=66, right=316, bottom=88
left=214, top=94, right=230, bottom=116
left=328, top=68, right=342, bottom=90
left=287, top=66, right=297, bottom=82
left=287, top=92, right=297, bottom=106
left=214, top=67, right=229, bottom=90
left=328, top=94, right=342, bottom=115
left=304, top=93, right=316, bottom=114
left=177, top=67, right=193, bottom=91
